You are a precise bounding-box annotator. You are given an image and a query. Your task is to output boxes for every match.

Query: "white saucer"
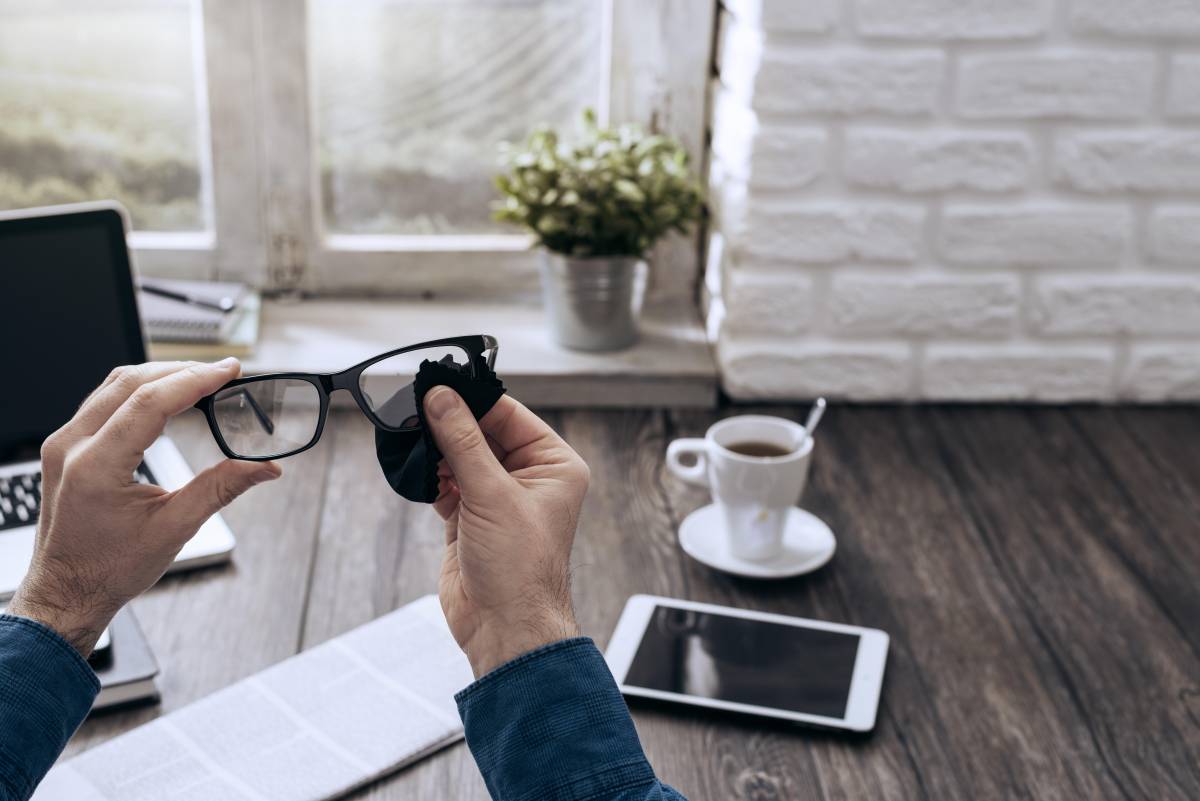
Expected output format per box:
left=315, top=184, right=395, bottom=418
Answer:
left=678, top=504, right=836, bottom=579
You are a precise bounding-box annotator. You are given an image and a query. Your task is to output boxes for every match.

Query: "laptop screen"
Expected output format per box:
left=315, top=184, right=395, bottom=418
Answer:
left=0, top=206, right=145, bottom=456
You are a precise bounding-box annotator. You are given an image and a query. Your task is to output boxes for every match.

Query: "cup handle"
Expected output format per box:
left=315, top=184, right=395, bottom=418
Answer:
left=666, top=438, right=709, bottom=487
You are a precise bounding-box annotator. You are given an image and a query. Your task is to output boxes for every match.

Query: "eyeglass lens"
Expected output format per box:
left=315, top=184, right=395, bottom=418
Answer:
left=358, top=345, right=473, bottom=428
left=212, top=378, right=322, bottom=458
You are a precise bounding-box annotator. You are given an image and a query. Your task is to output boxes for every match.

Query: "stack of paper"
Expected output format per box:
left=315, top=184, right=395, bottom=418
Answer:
left=34, top=595, right=472, bottom=801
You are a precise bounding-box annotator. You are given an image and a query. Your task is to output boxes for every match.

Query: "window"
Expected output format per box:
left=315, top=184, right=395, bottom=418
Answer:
left=0, top=0, right=211, bottom=235
left=0, top=0, right=713, bottom=301
left=311, top=0, right=606, bottom=237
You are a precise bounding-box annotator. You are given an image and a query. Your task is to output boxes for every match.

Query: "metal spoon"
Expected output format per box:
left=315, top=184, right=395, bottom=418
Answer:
left=801, top=397, right=826, bottom=446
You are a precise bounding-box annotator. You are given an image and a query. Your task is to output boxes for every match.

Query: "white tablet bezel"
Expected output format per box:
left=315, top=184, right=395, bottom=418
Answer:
left=604, top=594, right=889, bottom=732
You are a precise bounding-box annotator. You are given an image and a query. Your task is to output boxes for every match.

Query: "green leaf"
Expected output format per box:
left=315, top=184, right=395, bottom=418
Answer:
left=614, top=179, right=645, bottom=203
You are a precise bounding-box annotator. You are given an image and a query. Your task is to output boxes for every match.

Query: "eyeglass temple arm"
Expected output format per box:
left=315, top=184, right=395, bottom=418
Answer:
left=234, top=387, right=276, bottom=435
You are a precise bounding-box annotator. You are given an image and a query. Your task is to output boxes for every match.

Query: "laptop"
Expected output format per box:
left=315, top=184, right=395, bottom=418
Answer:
left=0, top=201, right=235, bottom=599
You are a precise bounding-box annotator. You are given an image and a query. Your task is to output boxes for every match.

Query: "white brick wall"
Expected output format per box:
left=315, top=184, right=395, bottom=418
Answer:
left=709, top=0, right=1200, bottom=401
left=1166, top=55, right=1200, bottom=118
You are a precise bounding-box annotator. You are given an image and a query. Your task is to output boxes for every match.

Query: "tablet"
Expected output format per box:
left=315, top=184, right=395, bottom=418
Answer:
left=605, top=595, right=889, bottom=732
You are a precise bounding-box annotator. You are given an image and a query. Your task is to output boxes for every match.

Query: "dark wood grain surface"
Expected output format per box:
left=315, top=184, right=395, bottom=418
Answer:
left=63, top=405, right=1200, bottom=801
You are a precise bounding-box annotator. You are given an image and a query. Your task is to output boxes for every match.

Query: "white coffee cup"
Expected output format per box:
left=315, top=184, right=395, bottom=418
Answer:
left=666, top=415, right=813, bottom=561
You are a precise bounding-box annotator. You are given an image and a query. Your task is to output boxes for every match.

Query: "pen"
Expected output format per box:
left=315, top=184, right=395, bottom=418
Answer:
left=139, top=282, right=237, bottom=314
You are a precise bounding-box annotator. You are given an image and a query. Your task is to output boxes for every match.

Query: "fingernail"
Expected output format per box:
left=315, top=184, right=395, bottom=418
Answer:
left=216, top=356, right=239, bottom=369
left=425, top=386, right=460, bottom=421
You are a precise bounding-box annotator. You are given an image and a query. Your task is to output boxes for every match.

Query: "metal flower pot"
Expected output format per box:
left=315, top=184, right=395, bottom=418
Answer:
left=539, top=251, right=647, bottom=352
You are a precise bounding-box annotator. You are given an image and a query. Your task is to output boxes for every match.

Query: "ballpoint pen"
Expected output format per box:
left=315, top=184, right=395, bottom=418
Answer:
left=138, top=282, right=237, bottom=314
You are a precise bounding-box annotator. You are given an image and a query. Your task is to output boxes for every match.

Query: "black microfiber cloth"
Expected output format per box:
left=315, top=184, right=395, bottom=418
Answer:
left=375, top=356, right=506, bottom=503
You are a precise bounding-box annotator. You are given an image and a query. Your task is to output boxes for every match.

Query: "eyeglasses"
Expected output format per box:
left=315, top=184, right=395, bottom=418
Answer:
left=195, top=335, right=498, bottom=460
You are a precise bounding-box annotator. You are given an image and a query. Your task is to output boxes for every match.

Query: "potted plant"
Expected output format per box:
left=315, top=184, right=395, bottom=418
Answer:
left=494, top=109, right=704, bottom=351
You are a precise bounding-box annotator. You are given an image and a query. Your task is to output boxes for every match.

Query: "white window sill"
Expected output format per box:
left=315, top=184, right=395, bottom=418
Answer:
left=234, top=299, right=717, bottom=408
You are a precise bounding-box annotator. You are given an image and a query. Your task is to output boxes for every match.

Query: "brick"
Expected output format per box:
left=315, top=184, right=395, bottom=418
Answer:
left=844, top=130, right=1033, bottom=193
left=774, top=51, right=945, bottom=116
left=923, top=346, right=1115, bottom=401
left=712, top=90, right=827, bottom=189
left=1166, top=55, right=1200, bottom=119
left=722, top=0, right=835, bottom=33
left=1053, top=132, right=1200, bottom=192
left=940, top=206, right=1131, bottom=266
left=1070, top=0, right=1200, bottom=37
left=1121, top=347, right=1200, bottom=400
left=730, top=204, right=926, bottom=264
left=722, top=37, right=945, bottom=116
left=832, top=274, right=1019, bottom=336
left=723, top=270, right=815, bottom=334
left=1032, top=276, right=1200, bottom=335
left=855, top=0, right=1047, bottom=40
left=1148, top=207, right=1200, bottom=264
left=719, top=337, right=912, bottom=399
left=957, top=54, right=1156, bottom=120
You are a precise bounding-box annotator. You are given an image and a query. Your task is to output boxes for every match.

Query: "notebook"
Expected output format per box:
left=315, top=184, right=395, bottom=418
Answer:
left=87, top=606, right=160, bottom=712
left=138, top=279, right=248, bottom=344
left=34, top=595, right=472, bottom=801
left=147, top=292, right=261, bottom=360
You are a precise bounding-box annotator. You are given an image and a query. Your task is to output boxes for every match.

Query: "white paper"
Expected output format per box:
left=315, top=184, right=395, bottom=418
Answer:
left=34, top=596, right=472, bottom=801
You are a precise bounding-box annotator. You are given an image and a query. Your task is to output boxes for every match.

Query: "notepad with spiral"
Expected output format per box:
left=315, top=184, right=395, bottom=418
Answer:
left=138, top=278, right=247, bottom=343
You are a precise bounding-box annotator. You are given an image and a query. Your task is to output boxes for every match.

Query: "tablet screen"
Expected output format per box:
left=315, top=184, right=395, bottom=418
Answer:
left=623, top=605, right=861, bottom=719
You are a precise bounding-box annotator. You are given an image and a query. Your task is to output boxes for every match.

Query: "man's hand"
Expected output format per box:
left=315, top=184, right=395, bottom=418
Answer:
left=424, top=388, right=590, bottom=678
left=7, top=360, right=281, bottom=656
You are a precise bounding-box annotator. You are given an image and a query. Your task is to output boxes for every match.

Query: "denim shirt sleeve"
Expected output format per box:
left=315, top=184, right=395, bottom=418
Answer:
left=0, top=615, right=99, bottom=801
left=455, top=637, right=688, bottom=801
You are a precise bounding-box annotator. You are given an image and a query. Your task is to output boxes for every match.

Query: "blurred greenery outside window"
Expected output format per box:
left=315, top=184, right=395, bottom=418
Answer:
left=0, top=0, right=209, bottom=232
left=312, top=0, right=604, bottom=236
left=0, top=0, right=708, bottom=300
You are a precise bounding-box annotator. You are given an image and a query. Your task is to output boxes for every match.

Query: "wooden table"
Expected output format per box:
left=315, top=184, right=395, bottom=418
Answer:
left=64, top=405, right=1200, bottom=800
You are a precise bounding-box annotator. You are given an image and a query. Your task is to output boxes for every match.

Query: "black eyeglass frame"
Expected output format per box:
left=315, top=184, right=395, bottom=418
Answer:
left=194, top=334, right=499, bottom=461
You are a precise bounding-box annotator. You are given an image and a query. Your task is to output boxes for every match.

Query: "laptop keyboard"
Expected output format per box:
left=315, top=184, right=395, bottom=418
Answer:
left=0, top=463, right=156, bottom=532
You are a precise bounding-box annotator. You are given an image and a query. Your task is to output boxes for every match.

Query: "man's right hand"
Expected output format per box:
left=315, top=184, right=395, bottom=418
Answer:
left=8, top=360, right=281, bottom=656
left=423, top=388, right=590, bottom=678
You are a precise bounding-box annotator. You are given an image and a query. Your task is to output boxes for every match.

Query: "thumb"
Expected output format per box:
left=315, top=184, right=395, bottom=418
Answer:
left=424, top=386, right=508, bottom=496
left=167, top=459, right=281, bottom=530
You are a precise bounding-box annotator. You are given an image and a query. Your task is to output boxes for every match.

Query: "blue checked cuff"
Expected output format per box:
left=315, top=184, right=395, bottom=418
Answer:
left=0, top=614, right=99, bottom=801
left=455, top=637, right=667, bottom=801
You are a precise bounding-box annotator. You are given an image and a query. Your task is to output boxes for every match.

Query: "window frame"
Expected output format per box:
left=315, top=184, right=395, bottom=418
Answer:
left=128, top=0, right=267, bottom=285
left=130, top=0, right=716, bottom=304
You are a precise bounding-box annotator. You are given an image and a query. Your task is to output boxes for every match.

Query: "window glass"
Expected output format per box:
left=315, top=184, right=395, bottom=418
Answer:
left=0, top=0, right=210, bottom=232
left=311, top=0, right=606, bottom=236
